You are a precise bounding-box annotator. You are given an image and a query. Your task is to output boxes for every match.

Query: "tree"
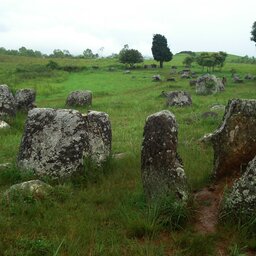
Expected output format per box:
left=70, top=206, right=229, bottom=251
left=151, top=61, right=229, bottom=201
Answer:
left=183, top=56, right=194, bottom=67
left=151, top=34, right=173, bottom=68
left=196, top=52, right=227, bottom=72
left=83, top=48, right=97, bottom=59
left=251, top=21, right=256, bottom=46
left=119, top=46, right=143, bottom=68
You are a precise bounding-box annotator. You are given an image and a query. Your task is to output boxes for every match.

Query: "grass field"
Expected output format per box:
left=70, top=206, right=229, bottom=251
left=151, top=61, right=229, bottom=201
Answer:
left=0, top=53, right=255, bottom=255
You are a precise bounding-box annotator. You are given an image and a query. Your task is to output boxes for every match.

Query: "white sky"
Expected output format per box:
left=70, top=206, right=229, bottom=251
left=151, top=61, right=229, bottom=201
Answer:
left=0, top=0, right=255, bottom=57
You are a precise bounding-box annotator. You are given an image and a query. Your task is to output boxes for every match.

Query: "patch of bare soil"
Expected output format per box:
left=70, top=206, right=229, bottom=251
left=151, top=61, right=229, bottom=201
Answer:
left=193, top=184, right=224, bottom=234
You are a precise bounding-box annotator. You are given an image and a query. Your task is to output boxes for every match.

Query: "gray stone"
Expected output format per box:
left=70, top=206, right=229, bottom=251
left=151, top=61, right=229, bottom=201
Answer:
left=4, top=180, right=52, bottom=200
left=196, top=74, right=225, bottom=95
left=84, top=111, right=112, bottom=163
left=66, top=90, right=92, bottom=107
left=15, top=88, right=36, bottom=111
left=0, top=163, right=11, bottom=170
left=180, top=72, right=191, bottom=79
left=210, top=104, right=225, bottom=111
left=233, top=75, right=243, bottom=83
left=141, top=110, right=188, bottom=201
left=165, top=91, right=192, bottom=107
left=17, top=108, right=88, bottom=179
left=0, top=84, right=16, bottom=117
left=222, top=156, right=256, bottom=217
left=0, top=120, right=10, bottom=129
left=206, top=99, right=256, bottom=179
left=152, top=75, right=161, bottom=81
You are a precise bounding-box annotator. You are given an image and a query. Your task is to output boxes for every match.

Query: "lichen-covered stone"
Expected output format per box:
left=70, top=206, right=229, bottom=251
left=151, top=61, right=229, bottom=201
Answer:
left=165, top=91, right=192, bottom=107
left=66, top=90, right=92, bottom=106
left=3, top=180, right=52, bottom=200
left=196, top=74, right=225, bottom=95
left=84, top=111, right=112, bottom=163
left=17, top=108, right=88, bottom=179
left=222, top=156, right=256, bottom=216
left=15, top=88, right=36, bottom=111
left=141, top=110, right=188, bottom=201
left=0, top=120, right=10, bottom=129
left=207, top=99, right=256, bottom=179
left=0, top=84, right=16, bottom=117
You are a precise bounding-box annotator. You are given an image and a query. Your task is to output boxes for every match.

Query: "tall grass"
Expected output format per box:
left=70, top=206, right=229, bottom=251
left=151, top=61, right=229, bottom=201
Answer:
left=0, top=53, right=255, bottom=255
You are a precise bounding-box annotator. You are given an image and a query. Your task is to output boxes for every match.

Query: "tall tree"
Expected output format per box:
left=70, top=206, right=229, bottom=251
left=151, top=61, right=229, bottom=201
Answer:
left=151, top=34, right=173, bottom=68
left=251, top=21, right=256, bottom=46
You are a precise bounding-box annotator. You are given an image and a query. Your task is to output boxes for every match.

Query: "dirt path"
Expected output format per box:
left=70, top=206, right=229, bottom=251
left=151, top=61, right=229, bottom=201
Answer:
left=193, top=184, right=224, bottom=234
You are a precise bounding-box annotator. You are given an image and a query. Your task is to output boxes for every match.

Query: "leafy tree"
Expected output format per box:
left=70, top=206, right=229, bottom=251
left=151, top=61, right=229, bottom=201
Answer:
left=83, top=48, right=97, bottom=59
left=151, top=34, right=173, bottom=68
left=51, top=49, right=65, bottom=58
left=196, top=52, right=227, bottom=71
left=183, top=56, right=194, bottom=67
left=119, top=46, right=143, bottom=68
left=251, top=21, right=256, bottom=46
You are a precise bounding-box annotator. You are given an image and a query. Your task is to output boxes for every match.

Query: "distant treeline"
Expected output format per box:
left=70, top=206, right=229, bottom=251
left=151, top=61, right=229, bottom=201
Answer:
left=230, top=55, right=256, bottom=64
left=0, top=46, right=117, bottom=59
left=177, top=51, right=196, bottom=56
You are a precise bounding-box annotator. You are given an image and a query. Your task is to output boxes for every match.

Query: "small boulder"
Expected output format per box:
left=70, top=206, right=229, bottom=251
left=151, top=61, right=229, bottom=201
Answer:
left=221, top=156, right=256, bottom=217
left=166, top=91, right=192, bottom=107
left=233, top=75, right=243, bottom=83
left=210, top=104, right=225, bottom=112
left=0, top=84, right=16, bottom=117
left=152, top=75, right=161, bottom=81
left=66, top=91, right=92, bottom=107
left=15, top=88, right=36, bottom=111
left=206, top=99, right=256, bottom=179
left=141, top=110, right=188, bottom=201
left=196, top=74, right=225, bottom=95
left=3, top=180, right=52, bottom=200
left=0, top=120, right=10, bottom=129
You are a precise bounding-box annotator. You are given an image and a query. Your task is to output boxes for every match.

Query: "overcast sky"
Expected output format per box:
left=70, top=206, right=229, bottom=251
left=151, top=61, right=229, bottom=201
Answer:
left=0, top=0, right=255, bottom=57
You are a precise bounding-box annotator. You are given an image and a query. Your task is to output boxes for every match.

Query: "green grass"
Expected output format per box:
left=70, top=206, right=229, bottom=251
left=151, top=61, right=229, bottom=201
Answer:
left=0, top=53, right=256, bottom=255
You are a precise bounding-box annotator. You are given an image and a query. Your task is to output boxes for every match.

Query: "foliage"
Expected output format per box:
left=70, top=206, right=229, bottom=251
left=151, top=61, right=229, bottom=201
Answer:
left=46, top=60, right=59, bottom=70
left=83, top=48, right=99, bottom=59
left=230, top=55, right=256, bottom=64
left=196, top=51, right=227, bottom=71
left=183, top=56, right=194, bottom=67
left=151, top=34, right=173, bottom=68
left=251, top=21, right=256, bottom=45
left=119, top=45, right=143, bottom=67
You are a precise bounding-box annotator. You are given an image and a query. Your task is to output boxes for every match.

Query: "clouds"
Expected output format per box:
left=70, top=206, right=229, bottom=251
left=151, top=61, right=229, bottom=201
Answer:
left=0, top=0, right=255, bottom=56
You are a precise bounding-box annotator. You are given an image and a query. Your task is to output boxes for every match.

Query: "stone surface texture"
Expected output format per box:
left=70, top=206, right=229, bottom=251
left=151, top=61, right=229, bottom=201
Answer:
left=0, top=84, right=16, bottom=117
left=0, top=120, right=10, bottom=129
left=17, top=108, right=88, bottom=179
left=196, top=74, right=225, bottom=95
left=66, top=90, right=92, bottom=106
left=165, top=91, right=192, bottom=107
left=4, top=180, right=52, bottom=199
left=84, top=111, right=112, bottom=163
left=222, top=156, right=256, bottom=216
left=141, top=110, right=187, bottom=201
left=15, top=88, right=36, bottom=111
left=207, top=99, right=256, bottom=179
